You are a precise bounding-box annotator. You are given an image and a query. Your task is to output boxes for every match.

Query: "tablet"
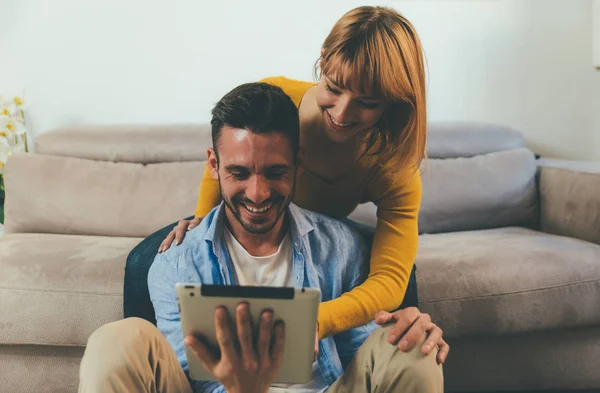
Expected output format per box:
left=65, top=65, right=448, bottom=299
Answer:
left=176, top=283, right=321, bottom=384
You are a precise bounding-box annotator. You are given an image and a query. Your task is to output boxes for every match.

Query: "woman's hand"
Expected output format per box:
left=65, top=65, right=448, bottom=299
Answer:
left=158, top=216, right=204, bottom=253
left=375, top=307, right=449, bottom=364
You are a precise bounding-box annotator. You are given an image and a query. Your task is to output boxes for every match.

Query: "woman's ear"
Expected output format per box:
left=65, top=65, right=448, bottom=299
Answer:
left=206, top=148, right=219, bottom=180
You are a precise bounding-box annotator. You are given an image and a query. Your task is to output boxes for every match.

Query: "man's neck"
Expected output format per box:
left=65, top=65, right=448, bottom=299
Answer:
left=223, top=210, right=290, bottom=257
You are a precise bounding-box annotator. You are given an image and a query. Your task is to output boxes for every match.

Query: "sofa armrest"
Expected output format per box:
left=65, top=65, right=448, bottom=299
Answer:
left=538, top=159, right=600, bottom=245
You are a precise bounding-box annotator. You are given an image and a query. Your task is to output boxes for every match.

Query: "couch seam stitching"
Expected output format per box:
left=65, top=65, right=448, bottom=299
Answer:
left=421, top=278, right=600, bottom=304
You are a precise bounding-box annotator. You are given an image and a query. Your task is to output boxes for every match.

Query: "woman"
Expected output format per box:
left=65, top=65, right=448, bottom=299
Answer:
left=125, top=6, right=449, bottom=363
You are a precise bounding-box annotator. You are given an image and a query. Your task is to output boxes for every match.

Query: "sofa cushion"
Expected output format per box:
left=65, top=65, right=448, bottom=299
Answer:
left=348, top=148, right=539, bottom=233
left=35, top=124, right=212, bottom=164
left=427, top=122, right=525, bottom=159
left=4, top=153, right=204, bottom=238
left=419, top=148, right=539, bottom=234
left=417, top=227, right=600, bottom=338
left=0, top=233, right=140, bottom=346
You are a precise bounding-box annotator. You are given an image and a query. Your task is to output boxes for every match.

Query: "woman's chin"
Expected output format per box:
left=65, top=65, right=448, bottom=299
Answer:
left=324, top=125, right=368, bottom=144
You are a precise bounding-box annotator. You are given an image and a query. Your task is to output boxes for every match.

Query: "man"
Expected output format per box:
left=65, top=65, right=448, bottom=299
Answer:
left=79, top=83, right=445, bottom=393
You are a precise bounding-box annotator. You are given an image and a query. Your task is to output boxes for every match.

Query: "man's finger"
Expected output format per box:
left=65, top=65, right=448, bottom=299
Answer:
left=257, top=310, right=274, bottom=368
left=185, top=335, right=217, bottom=372
left=271, top=321, right=286, bottom=368
left=385, top=308, right=422, bottom=344
left=236, top=302, right=257, bottom=373
left=421, top=324, right=443, bottom=355
left=214, top=306, right=237, bottom=363
left=437, top=338, right=450, bottom=364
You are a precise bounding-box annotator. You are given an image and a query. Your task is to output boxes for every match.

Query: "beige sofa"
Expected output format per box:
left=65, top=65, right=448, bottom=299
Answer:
left=1, top=123, right=599, bottom=393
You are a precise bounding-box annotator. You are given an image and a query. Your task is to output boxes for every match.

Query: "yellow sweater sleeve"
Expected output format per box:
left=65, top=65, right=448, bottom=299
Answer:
left=317, top=168, right=422, bottom=338
left=194, top=164, right=222, bottom=218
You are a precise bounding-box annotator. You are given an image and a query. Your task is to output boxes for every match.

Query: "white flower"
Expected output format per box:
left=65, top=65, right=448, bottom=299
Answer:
left=0, top=114, right=27, bottom=138
left=0, top=136, right=11, bottom=168
left=0, top=94, right=26, bottom=119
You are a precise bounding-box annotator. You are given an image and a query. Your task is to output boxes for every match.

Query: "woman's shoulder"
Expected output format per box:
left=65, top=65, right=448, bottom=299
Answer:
left=259, top=76, right=316, bottom=107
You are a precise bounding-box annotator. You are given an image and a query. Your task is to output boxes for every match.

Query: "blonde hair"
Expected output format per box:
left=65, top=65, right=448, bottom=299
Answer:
left=316, top=6, right=427, bottom=170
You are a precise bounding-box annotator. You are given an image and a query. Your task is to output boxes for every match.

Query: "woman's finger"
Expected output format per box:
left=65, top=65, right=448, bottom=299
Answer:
left=384, top=308, right=421, bottom=345
left=174, top=220, right=190, bottom=246
left=395, top=313, right=431, bottom=351
left=374, top=311, right=395, bottom=326
left=420, top=324, right=443, bottom=355
left=188, top=216, right=203, bottom=230
left=436, top=338, right=450, bottom=364
left=158, top=230, right=176, bottom=253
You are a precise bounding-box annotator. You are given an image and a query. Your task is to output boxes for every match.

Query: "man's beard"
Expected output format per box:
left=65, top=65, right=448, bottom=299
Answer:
left=219, top=180, right=295, bottom=235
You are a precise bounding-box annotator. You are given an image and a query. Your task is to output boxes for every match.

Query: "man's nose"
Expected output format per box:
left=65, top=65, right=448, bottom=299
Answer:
left=246, top=175, right=270, bottom=204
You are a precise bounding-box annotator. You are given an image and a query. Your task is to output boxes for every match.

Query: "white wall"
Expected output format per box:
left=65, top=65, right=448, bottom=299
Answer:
left=1, top=0, right=599, bottom=159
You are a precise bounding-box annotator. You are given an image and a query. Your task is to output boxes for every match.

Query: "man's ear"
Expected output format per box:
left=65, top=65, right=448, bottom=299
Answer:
left=295, top=148, right=304, bottom=177
left=207, top=148, right=219, bottom=180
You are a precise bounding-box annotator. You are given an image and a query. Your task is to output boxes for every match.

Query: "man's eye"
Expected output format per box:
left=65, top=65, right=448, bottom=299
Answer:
left=231, top=172, right=249, bottom=179
left=266, top=171, right=286, bottom=180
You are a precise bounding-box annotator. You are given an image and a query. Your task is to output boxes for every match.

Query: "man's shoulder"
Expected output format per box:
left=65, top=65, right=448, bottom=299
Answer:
left=292, top=205, right=365, bottom=246
left=152, top=208, right=219, bottom=267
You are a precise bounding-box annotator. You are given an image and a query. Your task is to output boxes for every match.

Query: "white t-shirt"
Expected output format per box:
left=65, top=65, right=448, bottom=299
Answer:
left=223, top=228, right=328, bottom=393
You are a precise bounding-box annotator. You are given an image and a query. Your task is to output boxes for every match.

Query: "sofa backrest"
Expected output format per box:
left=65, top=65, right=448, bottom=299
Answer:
left=34, top=123, right=212, bottom=164
left=4, top=122, right=539, bottom=237
left=4, top=153, right=204, bottom=237
left=349, top=122, right=540, bottom=233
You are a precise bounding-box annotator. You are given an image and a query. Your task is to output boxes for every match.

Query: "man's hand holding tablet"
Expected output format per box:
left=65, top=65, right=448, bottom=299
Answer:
left=184, top=302, right=285, bottom=393
left=176, top=284, right=320, bottom=387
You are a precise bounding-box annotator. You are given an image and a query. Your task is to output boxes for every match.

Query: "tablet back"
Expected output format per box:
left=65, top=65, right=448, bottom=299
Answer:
left=176, top=283, right=320, bottom=384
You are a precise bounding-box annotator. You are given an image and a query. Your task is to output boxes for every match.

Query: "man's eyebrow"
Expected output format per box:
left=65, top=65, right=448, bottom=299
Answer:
left=267, top=164, right=291, bottom=171
left=224, top=165, right=249, bottom=172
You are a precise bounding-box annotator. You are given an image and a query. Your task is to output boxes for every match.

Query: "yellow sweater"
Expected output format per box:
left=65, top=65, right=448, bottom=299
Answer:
left=195, top=77, right=422, bottom=339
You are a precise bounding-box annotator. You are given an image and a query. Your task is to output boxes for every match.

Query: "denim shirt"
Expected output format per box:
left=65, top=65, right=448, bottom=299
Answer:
left=148, top=202, right=378, bottom=393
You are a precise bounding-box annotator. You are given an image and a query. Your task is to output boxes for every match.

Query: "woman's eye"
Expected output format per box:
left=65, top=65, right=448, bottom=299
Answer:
left=326, top=83, right=341, bottom=95
left=358, top=101, right=379, bottom=109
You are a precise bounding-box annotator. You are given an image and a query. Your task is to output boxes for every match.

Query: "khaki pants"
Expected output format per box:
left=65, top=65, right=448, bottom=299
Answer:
left=79, top=318, right=443, bottom=393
